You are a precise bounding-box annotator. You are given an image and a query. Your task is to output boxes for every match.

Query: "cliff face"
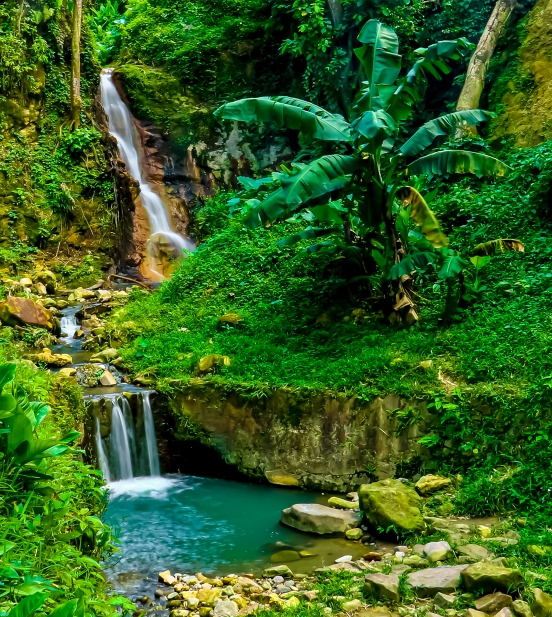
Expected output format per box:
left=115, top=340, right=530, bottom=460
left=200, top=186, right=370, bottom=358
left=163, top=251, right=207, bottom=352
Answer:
left=493, top=0, right=552, bottom=146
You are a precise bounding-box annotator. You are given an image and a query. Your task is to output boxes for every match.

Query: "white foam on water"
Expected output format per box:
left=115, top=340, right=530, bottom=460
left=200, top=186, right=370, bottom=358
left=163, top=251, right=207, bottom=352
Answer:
left=107, top=475, right=179, bottom=499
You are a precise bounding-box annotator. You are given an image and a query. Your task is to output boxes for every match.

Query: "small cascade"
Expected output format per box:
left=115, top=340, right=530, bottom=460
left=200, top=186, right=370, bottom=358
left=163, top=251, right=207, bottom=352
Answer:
left=93, top=392, right=161, bottom=483
left=99, top=69, right=195, bottom=280
left=142, top=392, right=160, bottom=476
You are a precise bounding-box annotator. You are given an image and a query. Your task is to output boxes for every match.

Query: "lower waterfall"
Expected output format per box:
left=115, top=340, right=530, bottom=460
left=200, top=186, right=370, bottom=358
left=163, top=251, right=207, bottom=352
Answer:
left=94, top=391, right=160, bottom=483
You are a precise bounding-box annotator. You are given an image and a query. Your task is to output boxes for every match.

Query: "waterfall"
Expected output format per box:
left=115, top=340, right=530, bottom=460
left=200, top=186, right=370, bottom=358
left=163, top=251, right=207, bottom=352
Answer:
left=111, top=399, right=134, bottom=481
left=99, top=70, right=195, bottom=279
left=60, top=314, right=79, bottom=339
left=95, top=418, right=111, bottom=483
left=142, top=392, right=160, bottom=476
left=93, top=393, right=161, bottom=483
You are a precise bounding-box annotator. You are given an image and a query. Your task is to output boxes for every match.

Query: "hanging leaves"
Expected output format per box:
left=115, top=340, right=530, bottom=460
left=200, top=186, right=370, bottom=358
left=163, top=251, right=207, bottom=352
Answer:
left=397, top=186, right=449, bottom=248
left=472, top=239, right=525, bottom=256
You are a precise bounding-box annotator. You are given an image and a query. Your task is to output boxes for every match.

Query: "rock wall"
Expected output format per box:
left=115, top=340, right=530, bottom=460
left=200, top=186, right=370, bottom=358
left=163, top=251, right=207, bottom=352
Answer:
left=166, top=382, right=431, bottom=492
left=493, top=0, right=552, bottom=146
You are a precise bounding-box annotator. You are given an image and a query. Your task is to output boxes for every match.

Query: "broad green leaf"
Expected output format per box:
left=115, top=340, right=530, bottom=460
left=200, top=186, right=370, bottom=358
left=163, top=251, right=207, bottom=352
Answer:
left=352, top=110, right=396, bottom=151
left=390, top=251, right=438, bottom=279
left=14, top=438, right=63, bottom=465
left=15, top=583, right=45, bottom=596
left=0, top=540, right=15, bottom=556
left=214, top=96, right=352, bottom=142
left=29, top=402, right=50, bottom=427
left=397, top=186, right=448, bottom=248
left=236, top=176, right=274, bottom=191
left=399, top=110, right=493, bottom=158
left=297, top=242, right=337, bottom=256
left=244, top=155, right=362, bottom=228
left=8, top=592, right=49, bottom=617
left=60, top=430, right=81, bottom=444
left=438, top=253, right=469, bottom=279
left=470, top=255, right=492, bottom=269
left=408, top=150, right=510, bottom=177
left=6, top=407, right=33, bottom=453
left=309, top=204, right=345, bottom=224
left=0, top=394, right=18, bottom=415
left=472, top=238, right=525, bottom=256
left=356, top=20, right=401, bottom=95
left=0, top=363, right=16, bottom=392
left=49, top=598, right=84, bottom=617
left=276, top=227, right=338, bottom=247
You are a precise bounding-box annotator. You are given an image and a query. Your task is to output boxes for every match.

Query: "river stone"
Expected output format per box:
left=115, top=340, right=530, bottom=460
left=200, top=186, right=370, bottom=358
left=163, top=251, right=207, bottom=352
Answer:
left=474, top=592, right=513, bottom=612
left=159, top=570, right=176, bottom=585
left=328, top=496, right=360, bottom=510
left=233, top=577, right=264, bottom=594
left=465, top=610, right=488, bottom=617
left=29, top=348, right=73, bottom=367
left=495, top=608, right=515, bottom=617
left=461, top=562, right=522, bottom=593
left=198, top=588, right=222, bottom=606
left=346, top=528, right=364, bottom=540
left=359, top=478, right=424, bottom=534
left=35, top=282, right=48, bottom=296
left=281, top=503, right=362, bottom=535
left=407, top=565, right=468, bottom=597
left=263, top=565, right=293, bottom=578
left=213, top=599, right=238, bottom=617
left=0, top=296, right=55, bottom=330
left=76, top=364, right=101, bottom=387
left=271, top=549, right=301, bottom=562
left=58, top=367, right=77, bottom=378
left=434, top=593, right=456, bottom=609
left=35, top=270, right=57, bottom=294
left=364, top=573, right=400, bottom=602
left=513, top=600, right=533, bottom=617
left=532, top=589, right=552, bottom=617
left=342, top=600, right=363, bottom=611
left=458, top=544, right=490, bottom=561
left=100, top=369, right=117, bottom=386
left=415, top=475, right=452, bottom=496
left=424, top=541, right=452, bottom=562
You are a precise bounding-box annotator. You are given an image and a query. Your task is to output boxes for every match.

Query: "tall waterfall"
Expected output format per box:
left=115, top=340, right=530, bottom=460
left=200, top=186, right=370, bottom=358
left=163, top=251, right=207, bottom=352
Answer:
left=99, top=70, right=194, bottom=279
left=94, top=392, right=161, bottom=483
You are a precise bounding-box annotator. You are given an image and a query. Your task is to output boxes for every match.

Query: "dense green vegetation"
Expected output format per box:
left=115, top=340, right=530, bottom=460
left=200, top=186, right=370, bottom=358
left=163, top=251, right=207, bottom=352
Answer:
left=0, top=344, right=130, bottom=616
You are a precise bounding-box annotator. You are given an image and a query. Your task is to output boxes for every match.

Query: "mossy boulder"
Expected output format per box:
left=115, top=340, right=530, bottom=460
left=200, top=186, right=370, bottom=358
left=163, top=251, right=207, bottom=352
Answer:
left=0, top=297, right=55, bottom=330
left=415, top=474, right=452, bottom=496
left=532, top=589, right=552, bottom=617
left=461, top=562, right=523, bottom=593
left=359, top=478, right=425, bottom=534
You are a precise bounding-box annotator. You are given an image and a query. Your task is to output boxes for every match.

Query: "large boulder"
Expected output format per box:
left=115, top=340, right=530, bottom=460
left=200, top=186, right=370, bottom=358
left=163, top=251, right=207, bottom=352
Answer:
left=359, top=479, right=425, bottom=534
left=406, top=565, right=468, bottom=597
left=532, top=589, right=552, bottom=617
left=461, top=562, right=523, bottom=593
left=281, top=503, right=362, bottom=535
left=474, top=592, right=513, bottom=613
left=0, top=297, right=55, bottom=330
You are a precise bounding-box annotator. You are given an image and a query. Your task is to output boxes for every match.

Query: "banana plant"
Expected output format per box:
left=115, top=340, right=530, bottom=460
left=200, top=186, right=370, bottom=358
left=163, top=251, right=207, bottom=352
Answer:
left=0, top=363, right=79, bottom=470
left=214, top=19, right=510, bottom=323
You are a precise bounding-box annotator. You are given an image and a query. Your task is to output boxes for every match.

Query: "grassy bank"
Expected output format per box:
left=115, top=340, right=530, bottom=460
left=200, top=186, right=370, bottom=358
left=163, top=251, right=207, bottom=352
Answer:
left=0, top=338, right=130, bottom=616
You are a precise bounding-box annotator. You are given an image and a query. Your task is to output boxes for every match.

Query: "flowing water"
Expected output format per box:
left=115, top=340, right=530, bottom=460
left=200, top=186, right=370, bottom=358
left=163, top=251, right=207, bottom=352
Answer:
left=100, top=70, right=195, bottom=279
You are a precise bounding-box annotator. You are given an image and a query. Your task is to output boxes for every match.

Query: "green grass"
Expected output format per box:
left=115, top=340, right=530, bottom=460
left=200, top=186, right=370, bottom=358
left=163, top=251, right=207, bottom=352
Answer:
left=108, top=141, right=552, bottom=403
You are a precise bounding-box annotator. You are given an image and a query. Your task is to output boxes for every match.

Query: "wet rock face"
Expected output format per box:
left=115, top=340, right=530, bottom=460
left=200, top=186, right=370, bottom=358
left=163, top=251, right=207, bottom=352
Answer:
left=170, top=385, right=429, bottom=492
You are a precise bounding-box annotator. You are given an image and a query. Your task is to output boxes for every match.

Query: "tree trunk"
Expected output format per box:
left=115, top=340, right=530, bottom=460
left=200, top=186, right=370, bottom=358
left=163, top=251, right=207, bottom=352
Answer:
left=326, top=0, right=343, bottom=27
left=456, top=0, right=516, bottom=134
left=70, top=0, right=83, bottom=129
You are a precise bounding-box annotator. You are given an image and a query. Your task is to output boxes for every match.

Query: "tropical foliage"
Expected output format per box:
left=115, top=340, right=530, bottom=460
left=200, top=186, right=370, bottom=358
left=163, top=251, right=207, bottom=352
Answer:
left=215, top=19, right=511, bottom=323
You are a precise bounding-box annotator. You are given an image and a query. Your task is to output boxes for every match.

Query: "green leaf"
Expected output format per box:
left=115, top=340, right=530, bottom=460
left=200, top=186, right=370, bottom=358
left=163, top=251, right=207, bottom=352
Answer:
left=390, top=251, right=438, bottom=279
left=6, top=407, right=33, bottom=453
left=399, top=110, right=493, bottom=158
left=48, top=598, right=85, bottom=617
left=276, top=227, right=338, bottom=247
left=14, top=438, right=65, bottom=465
left=408, top=150, right=510, bottom=177
left=29, top=402, right=50, bottom=427
left=8, top=592, right=49, bottom=617
left=472, top=238, right=525, bottom=256
left=214, top=96, right=352, bottom=142
left=0, top=540, right=15, bottom=556
left=15, top=583, right=45, bottom=596
left=470, top=255, right=492, bottom=270
left=438, top=253, right=469, bottom=279
left=309, top=204, right=345, bottom=224
left=355, top=20, right=401, bottom=98
left=236, top=176, right=274, bottom=191
left=0, top=363, right=16, bottom=392
left=244, top=155, right=362, bottom=228
left=352, top=110, right=396, bottom=151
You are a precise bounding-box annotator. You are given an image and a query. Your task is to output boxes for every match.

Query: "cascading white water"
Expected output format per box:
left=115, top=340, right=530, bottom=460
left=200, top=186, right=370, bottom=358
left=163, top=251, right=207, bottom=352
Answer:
left=60, top=315, right=79, bottom=340
left=142, top=392, right=160, bottom=476
left=94, top=393, right=161, bottom=483
left=110, top=398, right=134, bottom=481
left=95, top=418, right=111, bottom=483
left=99, top=70, right=195, bottom=279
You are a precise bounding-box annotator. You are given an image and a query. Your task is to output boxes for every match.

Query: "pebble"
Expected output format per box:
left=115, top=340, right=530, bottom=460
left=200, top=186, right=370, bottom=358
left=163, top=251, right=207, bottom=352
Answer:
left=335, top=555, right=353, bottom=563
left=273, top=576, right=284, bottom=584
